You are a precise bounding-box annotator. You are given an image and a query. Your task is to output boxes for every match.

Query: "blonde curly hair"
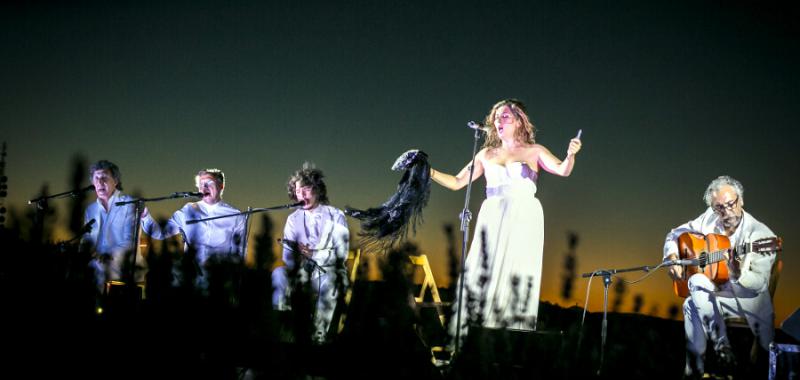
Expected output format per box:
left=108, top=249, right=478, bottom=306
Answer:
left=482, top=98, right=537, bottom=149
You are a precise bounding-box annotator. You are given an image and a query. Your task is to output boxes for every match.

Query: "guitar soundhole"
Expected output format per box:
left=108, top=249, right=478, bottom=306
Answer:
left=697, top=252, right=707, bottom=269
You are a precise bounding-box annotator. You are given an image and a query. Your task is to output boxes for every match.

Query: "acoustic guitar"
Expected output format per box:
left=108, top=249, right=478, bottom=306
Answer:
left=672, top=232, right=782, bottom=297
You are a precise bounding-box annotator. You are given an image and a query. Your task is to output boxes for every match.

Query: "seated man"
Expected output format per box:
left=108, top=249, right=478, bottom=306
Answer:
left=664, top=176, right=779, bottom=378
left=142, top=168, right=246, bottom=295
left=272, top=163, right=350, bottom=344
left=81, top=160, right=144, bottom=294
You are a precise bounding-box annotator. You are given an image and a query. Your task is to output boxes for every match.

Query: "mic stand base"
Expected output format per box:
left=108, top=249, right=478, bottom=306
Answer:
left=598, top=272, right=611, bottom=376
left=580, top=263, right=660, bottom=376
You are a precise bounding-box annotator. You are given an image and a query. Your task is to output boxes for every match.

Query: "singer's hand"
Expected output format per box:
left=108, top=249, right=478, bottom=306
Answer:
left=140, top=207, right=150, bottom=220
left=392, top=149, right=428, bottom=171
left=567, top=138, right=582, bottom=156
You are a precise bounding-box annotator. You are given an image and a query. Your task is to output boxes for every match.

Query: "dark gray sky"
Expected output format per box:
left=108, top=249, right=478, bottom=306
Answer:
left=2, top=0, right=798, bottom=322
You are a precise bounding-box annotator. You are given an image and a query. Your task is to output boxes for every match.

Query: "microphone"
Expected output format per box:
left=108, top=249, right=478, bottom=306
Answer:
left=467, top=121, right=488, bottom=132
left=79, top=219, right=96, bottom=234
left=288, top=201, right=305, bottom=208
left=172, top=191, right=203, bottom=198
left=59, top=218, right=97, bottom=246
left=668, top=258, right=699, bottom=266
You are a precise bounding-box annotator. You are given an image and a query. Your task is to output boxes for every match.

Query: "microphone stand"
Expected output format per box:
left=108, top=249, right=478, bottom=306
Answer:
left=453, top=127, right=483, bottom=356
left=186, top=202, right=302, bottom=224
left=187, top=202, right=302, bottom=273
left=116, top=192, right=200, bottom=289
left=187, top=202, right=302, bottom=310
left=57, top=226, right=93, bottom=257
left=58, top=227, right=91, bottom=247
left=27, top=186, right=92, bottom=206
left=240, top=207, right=252, bottom=259
left=28, top=186, right=92, bottom=244
left=580, top=262, right=666, bottom=376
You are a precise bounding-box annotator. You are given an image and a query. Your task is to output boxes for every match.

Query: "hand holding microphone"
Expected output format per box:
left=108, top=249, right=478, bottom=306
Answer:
left=568, top=129, right=583, bottom=156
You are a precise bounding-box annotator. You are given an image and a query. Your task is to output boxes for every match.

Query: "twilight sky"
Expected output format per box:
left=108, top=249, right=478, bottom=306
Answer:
left=2, top=0, right=798, bottom=324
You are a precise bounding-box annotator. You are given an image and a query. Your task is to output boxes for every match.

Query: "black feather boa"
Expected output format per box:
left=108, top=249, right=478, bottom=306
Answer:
left=345, top=150, right=431, bottom=253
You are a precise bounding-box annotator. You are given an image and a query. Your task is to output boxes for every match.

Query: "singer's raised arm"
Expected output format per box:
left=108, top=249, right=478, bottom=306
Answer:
left=536, top=138, right=581, bottom=177
left=430, top=149, right=487, bottom=190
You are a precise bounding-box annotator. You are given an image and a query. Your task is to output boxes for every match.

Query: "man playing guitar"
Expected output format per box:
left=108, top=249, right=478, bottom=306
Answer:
left=664, top=176, right=780, bottom=379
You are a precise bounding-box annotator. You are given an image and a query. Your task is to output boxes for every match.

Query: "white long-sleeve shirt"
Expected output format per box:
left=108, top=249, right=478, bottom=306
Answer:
left=281, top=204, right=349, bottom=277
left=142, top=200, right=246, bottom=264
left=81, top=190, right=136, bottom=257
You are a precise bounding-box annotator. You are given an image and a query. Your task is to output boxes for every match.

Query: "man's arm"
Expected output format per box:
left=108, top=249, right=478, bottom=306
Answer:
left=235, top=214, right=247, bottom=258
left=281, top=215, right=298, bottom=270
left=735, top=221, right=778, bottom=293
left=333, top=212, right=349, bottom=259
left=663, top=209, right=713, bottom=279
left=332, top=212, right=350, bottom=288
left=141, top=207, right=184, bottom=241
left=663, top=209, right=713, bottom=260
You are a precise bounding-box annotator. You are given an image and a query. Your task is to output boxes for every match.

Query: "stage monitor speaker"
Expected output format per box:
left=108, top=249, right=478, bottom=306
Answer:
left=782, top=307, right=800, bottom=342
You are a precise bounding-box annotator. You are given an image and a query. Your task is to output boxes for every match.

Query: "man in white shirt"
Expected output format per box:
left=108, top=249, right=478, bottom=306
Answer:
left=272, top=163, right=350, bottom=344
left=82, top=160, right=141, bottom=293
left=664, top=176, right=779, bottom=378
left=142, top=169, right=246, bottom=293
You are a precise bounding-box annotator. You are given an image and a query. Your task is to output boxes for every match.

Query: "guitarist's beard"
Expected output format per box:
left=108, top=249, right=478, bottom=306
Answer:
left=720, top=212, right=742, bottom=232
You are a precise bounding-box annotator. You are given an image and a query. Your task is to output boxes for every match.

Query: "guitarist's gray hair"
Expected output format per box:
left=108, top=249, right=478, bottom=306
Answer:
left=704, top=175, right=744, bottom=207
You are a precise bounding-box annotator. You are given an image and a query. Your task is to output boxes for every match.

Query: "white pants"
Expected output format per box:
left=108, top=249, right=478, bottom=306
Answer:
left=683, top=273, right=774, bottom=356
left=272, top=265, right=340, bottom=344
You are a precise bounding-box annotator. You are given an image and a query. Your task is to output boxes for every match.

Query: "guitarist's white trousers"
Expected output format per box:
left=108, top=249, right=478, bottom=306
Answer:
left=683, top=273, right=774, bottom=356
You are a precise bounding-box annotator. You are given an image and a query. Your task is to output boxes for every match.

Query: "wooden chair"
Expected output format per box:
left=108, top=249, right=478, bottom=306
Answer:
left=334, top=251, right=450, bottom=364
left=337, top=249, right=362, bottom=333
left=336, top=251, right=449, bottom=331
left=408, top=254, right=452, bottom=364
left=100, top=238, right=150, bottom=311
left=408, top=254, right=449, bottom=326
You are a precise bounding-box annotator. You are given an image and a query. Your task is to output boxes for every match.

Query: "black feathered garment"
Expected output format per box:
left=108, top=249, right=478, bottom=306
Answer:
left=345, top=150, right=431, bottom=253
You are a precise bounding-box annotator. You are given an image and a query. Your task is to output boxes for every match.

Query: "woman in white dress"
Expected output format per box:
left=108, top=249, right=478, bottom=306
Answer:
left=429, top=99, right=582, bottom=343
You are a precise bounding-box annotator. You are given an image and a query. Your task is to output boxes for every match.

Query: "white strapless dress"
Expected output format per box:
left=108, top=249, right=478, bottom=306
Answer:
left=451, top=161, right=544, bottom=338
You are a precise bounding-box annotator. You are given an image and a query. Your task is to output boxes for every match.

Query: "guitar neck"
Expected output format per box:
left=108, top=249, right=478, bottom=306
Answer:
left=705, top=248, right=728, bottom=265
left=703, top=241, right=746, bottom=265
